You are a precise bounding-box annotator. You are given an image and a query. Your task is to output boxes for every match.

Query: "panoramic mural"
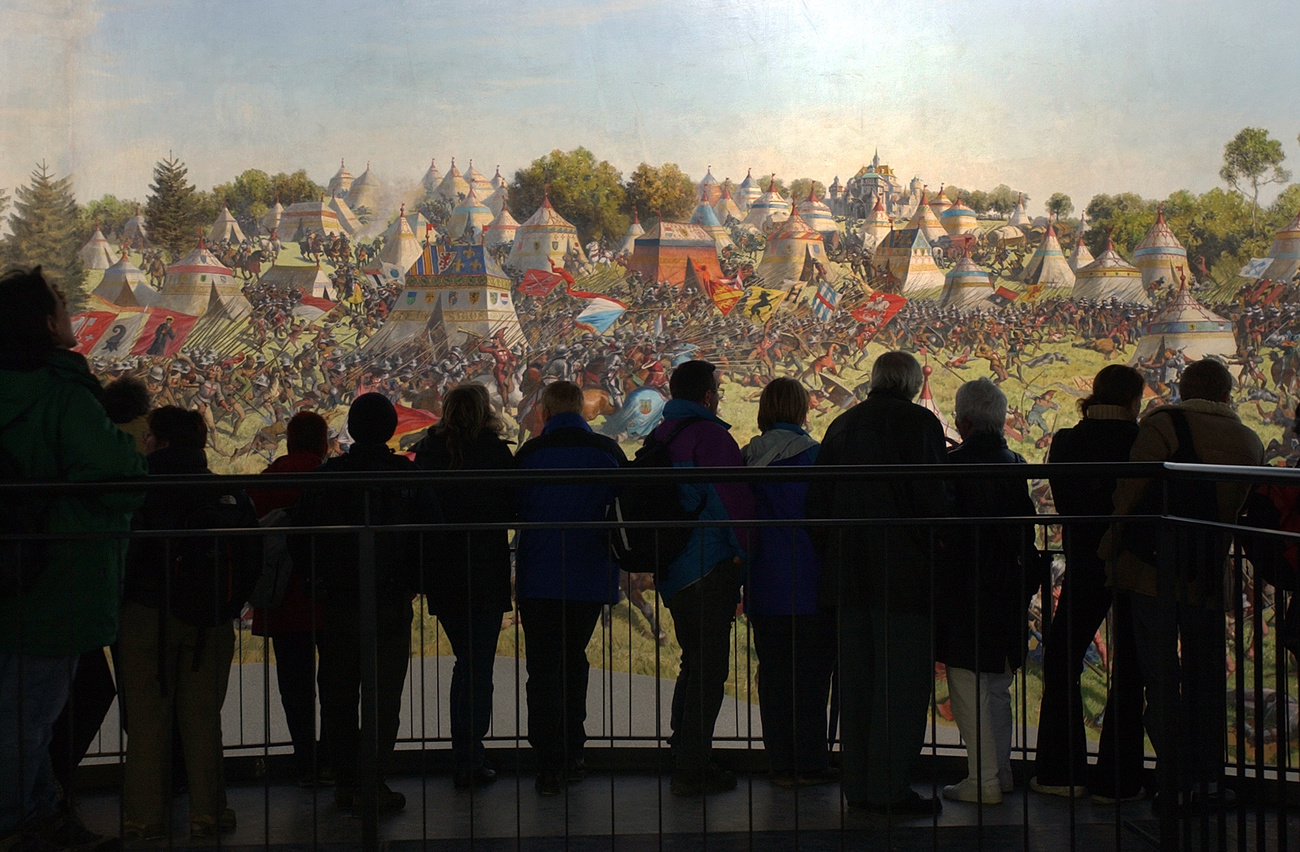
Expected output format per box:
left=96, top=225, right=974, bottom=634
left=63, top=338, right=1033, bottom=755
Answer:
left=2, top=0, right=1298, bottom=740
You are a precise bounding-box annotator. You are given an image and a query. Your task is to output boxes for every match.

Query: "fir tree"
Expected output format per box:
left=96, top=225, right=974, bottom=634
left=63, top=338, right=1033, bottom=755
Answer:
left=2, top=161, right=86, bottom=297
left=146, top=155, right=202, bottom=260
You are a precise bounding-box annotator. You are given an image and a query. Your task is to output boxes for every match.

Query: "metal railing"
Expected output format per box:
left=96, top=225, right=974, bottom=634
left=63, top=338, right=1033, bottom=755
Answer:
left=4, top=461, right=1298, bottom=850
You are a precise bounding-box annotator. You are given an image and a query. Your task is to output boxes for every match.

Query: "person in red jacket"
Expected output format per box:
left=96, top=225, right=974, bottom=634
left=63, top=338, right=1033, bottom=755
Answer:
left=247, top=412, right=332, bottom=787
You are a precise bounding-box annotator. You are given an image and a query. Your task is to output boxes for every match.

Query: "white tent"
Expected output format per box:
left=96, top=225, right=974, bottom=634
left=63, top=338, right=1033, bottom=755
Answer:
left=1130, top=286, right=1236, bottom=364
left=1072, top=238, right=1151, bottom=305
left=377, top=208, right=423, bottom=274
left=1261, top=207, right=1300, bottom=283
left=484, top=203, right=520, bottom=249
left=207, top=205, right=246, bottom=245
left=155, top=244, right=250, bottom=319
left=938, top=255, right=996, bottom=313
left=80, top=227, right=115, bottom=270
left=329, top=193, right=361, bottom=234
left=1018, top=223, right=1076, bottom=292
left=507, top=191, right=586, bottom=273
left=448, top=185, right=494, bottom=240
left=261, top=199, right=283, bottom=236
left=437, top=158, right=470, bottom=201
left=618, top=209, right=645, bottom=256
left=92, top=251, right=159, bottom=307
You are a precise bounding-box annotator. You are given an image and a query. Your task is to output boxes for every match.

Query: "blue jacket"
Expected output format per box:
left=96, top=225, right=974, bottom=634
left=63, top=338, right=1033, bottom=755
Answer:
left=650, top=399, right=755, bottom=601
left=515, top=412, right=627, bottom=603
left=741, top=424, right=822, bottom=616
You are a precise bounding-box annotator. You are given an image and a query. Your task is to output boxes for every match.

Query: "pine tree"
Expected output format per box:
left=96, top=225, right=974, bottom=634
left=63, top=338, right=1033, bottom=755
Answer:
left=146, top=155, right=202, bottom=260
left=2, top=161, right=86, bottom=297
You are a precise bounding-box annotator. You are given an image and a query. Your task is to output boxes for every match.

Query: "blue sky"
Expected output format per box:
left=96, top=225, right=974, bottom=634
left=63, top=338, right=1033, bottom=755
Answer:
left=2, top=0, right=1297, bottom=216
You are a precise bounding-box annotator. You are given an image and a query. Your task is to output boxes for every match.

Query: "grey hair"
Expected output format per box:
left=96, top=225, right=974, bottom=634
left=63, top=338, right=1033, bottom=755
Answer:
left=869, top=351, right=924, bottom=399
left=955, top=377, right=1007, bottom=435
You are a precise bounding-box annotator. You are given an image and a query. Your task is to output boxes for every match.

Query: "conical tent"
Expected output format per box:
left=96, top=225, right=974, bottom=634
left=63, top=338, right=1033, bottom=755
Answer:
left=490, top=165, right=507, bottom=191
left=437, top=158, right=470, bottom=201
left=929, top=187, right=952, bottom=218
left=329, top=193, right=361, bottom=234
left=378, top=207, right=423, bottom=273
left=689, top=189, right=734, bottom=251
left=121, top=205, right=148, bottom=248
left=1131, top=285, right=1236, bottom=363
left=328, top=159, right=354, bottom=197
left=939, top=255, right=996, bottom=313
left=156, top=244, right=250, bottom=319
left=627, top=221, right=722, bottom=288
left=1134, top=205, right=1191, bottom=291
left=1019, top=223, right=1076, bottom=292
left=875, top=228, right=944, bottom=295
left=507, top=191, right=586, bottom=273
left=448, top=186, right=494, bottom=240
left=862, top=194, right=893, bottom=247
left=80, top=227, right=115, bottom=270
left=380, top=210, right=432, bottom=242
left=618, top=209, right=645, bottom=255
left=757, top=210, right=825, bottom=292
left=906, top=190, right=947, bottom=246
left=941, top=198, right=979, bottom=236
left=713, top=184, right=743, bottom=225
left=697, top=166, right=722, bottom=206
left=262, top=199, right=283, bottom=235
left=1008, top=193, right=1032, bottom=229
left=207, top=205, right=246, bottom=245
left=345, top=163, right=383, bottom=216
left=1262, top=207, right=1300, bottom=283
left=741, top=179, right=791, bottom=232
left=797, top=189, right=837, bottom=236
left=1072, top=237, right=1151, bottom=304
left=465, top=160, right=493, bottom=197
left=92, top=250, right=159, bottom=307
left=484, top=184, right=509, bottom=216
left=1068, top=235, right=1095, bottom=271
left=363, top=243, right=523, bottom=354
left=736, top=169, right=762, bottom=211
left=484, top=204, right=520, bottom=249
left=420, top=158, right=442, bottom=195
left=280, top=201, right=346, bottom=240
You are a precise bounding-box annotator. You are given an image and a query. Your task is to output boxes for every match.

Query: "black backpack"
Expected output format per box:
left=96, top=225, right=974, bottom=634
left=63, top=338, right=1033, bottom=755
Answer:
left=611, top=417, right=703, bottom=581
left=0, top=408, right=49, bottom=598
left=1118, top=409, right=1222, bottom=580
left=168, top=492, right=260, bottom=627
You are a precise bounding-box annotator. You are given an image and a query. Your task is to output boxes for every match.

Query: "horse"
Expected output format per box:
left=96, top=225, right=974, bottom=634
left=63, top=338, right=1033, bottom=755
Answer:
left=142, top=251, right=167, bottom=289
left=602, top=571, right=668, bottom=645
left=582, top=388, right=618, bottom=421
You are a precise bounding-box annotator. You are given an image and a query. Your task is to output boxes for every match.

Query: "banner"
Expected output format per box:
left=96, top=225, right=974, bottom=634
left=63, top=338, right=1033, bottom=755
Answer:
left=691, top=261, right=743, bottom=316
left=517, top=268, right=563, bottom=296
left=293, top=288, right=338, bottom=321
left=1239, top=257, right=1271, bottom=280
left=735, top=286, right=786, bottom=325
left=87, top=310, right=150, bottom=358
left=849, top=292, right=906, bottom=328
left=812, top=279, right=840, bottom=322
left=130, top=311, right=198, bottom=357
left=574, top=294, right=628, bottom=334
left=70, top=311, right=118, bottom=355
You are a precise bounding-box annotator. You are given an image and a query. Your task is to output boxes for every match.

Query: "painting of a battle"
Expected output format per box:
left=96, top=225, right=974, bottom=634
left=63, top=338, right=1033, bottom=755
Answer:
left=4, top=1, right=1298, bottom=472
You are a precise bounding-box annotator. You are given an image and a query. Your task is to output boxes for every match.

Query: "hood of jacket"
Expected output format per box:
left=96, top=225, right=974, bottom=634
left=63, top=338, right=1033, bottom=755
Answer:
left=0, top=349, right=103, bottom=429
left=742, top=424, right=818, bottom=467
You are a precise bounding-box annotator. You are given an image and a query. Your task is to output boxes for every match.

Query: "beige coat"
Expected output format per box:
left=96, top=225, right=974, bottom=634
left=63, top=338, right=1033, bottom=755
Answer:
left=1103, top=398, right=1264, bottom=599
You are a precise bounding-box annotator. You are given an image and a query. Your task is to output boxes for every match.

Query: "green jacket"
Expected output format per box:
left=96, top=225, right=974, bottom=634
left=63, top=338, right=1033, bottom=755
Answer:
left=0, top=349, right=146, bottom=656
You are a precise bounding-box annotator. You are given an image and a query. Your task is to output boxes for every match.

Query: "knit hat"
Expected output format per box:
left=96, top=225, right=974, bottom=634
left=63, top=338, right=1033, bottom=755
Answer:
left=348, top=392, right=398, bottom=445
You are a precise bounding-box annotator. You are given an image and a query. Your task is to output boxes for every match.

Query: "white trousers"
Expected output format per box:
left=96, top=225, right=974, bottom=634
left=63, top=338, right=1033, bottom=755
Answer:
left=947, top=666, right=1013, bottom=787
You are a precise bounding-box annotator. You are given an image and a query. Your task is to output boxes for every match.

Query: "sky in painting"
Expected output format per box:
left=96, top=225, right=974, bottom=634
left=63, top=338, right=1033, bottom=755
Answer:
left=1, top=0, right=1297, bottom=214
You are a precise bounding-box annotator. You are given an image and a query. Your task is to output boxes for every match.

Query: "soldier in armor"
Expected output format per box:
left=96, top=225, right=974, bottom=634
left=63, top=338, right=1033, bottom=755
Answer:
left=601, top=341, right=625, bottom=409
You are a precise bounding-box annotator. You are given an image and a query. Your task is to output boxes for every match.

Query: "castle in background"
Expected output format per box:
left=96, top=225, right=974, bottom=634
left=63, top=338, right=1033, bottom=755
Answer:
left=828, top=149, right=923, bottom=220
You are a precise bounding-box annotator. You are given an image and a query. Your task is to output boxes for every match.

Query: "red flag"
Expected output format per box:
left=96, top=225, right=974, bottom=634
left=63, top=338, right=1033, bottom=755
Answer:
left=850, top=292, right=906, bottom=327
left=129, top=309, right=198, bottom=357
left=518, top=268, right=563, bottom=296
left=549, top=258, right=576, bottom=290
left=693, top=261, right=743, bottom=316
left=70, top=311, right=118, bottom=354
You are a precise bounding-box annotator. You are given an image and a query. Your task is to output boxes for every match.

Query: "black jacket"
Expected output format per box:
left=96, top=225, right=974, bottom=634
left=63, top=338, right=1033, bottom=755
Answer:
left=290, top=442, right=438, bottom=608
left=1047, top=416, right=1139, bottom=587
left=124, top=445, right=258, bottom=612
left=936, top=432, right=1043, bottom=673
left=412, top=430, right=515, bottom=616
left=806, top=389, right=953, bottom=613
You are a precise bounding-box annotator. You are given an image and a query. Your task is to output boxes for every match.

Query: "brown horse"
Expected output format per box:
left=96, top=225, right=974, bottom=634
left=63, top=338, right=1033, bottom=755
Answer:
left=582, top=388, right=618, bottom=421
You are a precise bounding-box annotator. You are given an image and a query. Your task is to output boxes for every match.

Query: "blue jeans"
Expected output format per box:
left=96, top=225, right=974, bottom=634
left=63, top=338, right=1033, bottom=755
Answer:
left=438, top=610, right=502, bottom=772
left=0, top=652, right=78, bottom=835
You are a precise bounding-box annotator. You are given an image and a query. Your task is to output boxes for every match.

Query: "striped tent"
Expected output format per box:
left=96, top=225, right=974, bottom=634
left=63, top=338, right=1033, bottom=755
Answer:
left=448, top=185, right=494, bottom=240
left=80, top=227, right=116, bottom=270
left=919, top=363, right=960, bottom=445
left=484, top=203, right=520, bottom=249
left=1261, top=207, right=1300, bottom=284
left=280, top=201, right=346, bottom=240
left=757, top=210, right=825, bottom=295
left=207, top=205, right=246, bottom=245
left=465, top=160, right=493, bottom=197
left=1134, top=205, right=1191, bottom=291
left=736, top=169, right=762, bottom=212
left=436, top=158, right=470, bottom=201
left=155, top=243, right=249, bottom=319
left=1131, top=285, right=1236, bottom=364
left=875, top=227, right=944, bottom=295
left=906, top=189, right=947, bottom=246
left=1068, top=237, right=1095, bottom=272
left=1072, top=237, right=1150, bottom=305
left=697, top=166, right=722, bottom=206
left=713, top=184, right=743, bottom=226
left=92, top=250, right=159, bottom=307
left=940, top=197, right=979, bottom=237
left=797, top=188, right=837, bottom=237
left=689, top=189, right=734, bottom=251
left=1008, top=193, right=1032, bottom=229
left=928, top=186, right=952, bottom=219
left=420, top=158, right=442, bottom=195
left=939, top=255, right=996, bottom=313
left=377, top=207, right=423, bottom=274
left=740, top=178, right=791, bottom=233
left=507, top=190, right=586, bottom=273
left=490, top=165, right=507, bottom=191
left=327, top=159, right=354, bottom=198
left=329, top=193, right=361, bottom=234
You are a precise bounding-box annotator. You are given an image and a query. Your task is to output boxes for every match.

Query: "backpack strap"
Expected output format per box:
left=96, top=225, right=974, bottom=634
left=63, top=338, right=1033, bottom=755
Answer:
left=645, top=415, right=703, bottom=452
left=1163, top=409, right=1199, bottom=464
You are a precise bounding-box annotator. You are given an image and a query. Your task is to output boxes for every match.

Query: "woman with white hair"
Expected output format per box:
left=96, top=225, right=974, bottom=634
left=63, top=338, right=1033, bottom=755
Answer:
left=936, top=378, right=1043, bottom=804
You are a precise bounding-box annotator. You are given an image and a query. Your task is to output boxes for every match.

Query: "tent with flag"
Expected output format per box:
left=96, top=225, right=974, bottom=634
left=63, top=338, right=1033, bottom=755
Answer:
left=448, top=185, right=494, bottom=240
left=1134, top=205, right=1191, bottom=292
left=155, top=243, right=251, bottom=320
left=80, top=227, right=115, bottom=270
left=507, top=190, right=587, bottom=273
left=1072, top=237, right=1151, bottom=304
left=92, top=251, right=159, bottom=307
left=627, top=221, right=723, bottom=288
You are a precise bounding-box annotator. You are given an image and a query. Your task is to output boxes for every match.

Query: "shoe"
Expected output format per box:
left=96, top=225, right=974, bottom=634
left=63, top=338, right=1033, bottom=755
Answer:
left=1090, top=787, right=1146, bottom=805
left=298, top=767, right=337, bottom=789
left=1029, top=776, right=1087, bottom=798
left=769, top=771, right=798, bottom=790
left=670, top=763, right=737, bottom=796
left=853, top=790, right=942, bottom=817
left=335, top=785, right=405, bottom=816
left=794, top=767, right=840, bottom=788
left=535, top=770, right=564, bottom=797
left=121, top=821, right=164, bottom=845
left=189, top=808, right=235, bottom=839
left=943, top=778, right=1003, bottom=804
left=453, top=766, right=498, bottom=790
left=564, top=758, right=588, bottom=783
left=373, top=785, right=406, bottom=816
left=998, top=767, right=1014, bottom=794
